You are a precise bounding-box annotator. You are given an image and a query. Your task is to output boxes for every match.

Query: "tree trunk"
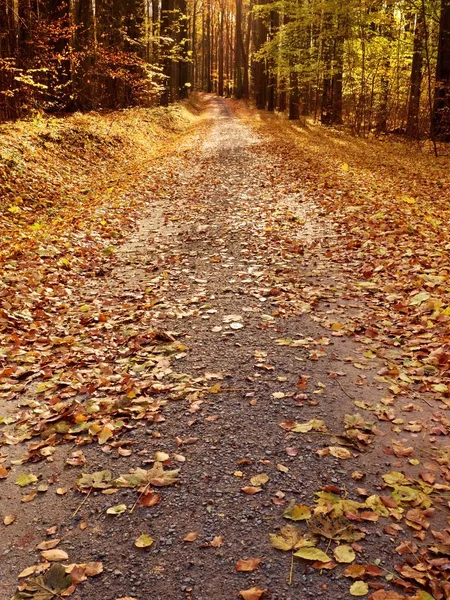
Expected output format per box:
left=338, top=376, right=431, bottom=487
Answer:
left=331, top=15, right=344, bottom=125
left=218, top=7, right=224, bottom=96
left=235, top=0, right=244, bottom=98
left=253, top=0, right=268, bottom=109
left=406, top=12, right=424, bottom=138
left=433, top=0, right=450, bottom=141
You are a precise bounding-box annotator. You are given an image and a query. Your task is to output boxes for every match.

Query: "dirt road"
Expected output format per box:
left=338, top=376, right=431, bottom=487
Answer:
left=2, top=97, right=448, bottom=600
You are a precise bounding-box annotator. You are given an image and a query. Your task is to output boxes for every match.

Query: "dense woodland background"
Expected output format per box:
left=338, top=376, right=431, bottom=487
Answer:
left=0, top=0, right=449, bottom=140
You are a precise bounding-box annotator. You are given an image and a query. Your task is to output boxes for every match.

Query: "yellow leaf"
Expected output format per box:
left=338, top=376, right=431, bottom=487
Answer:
left=294, top=547, right=331, bottom=562
left=333, top=545, right=356, bottom=563
left=106, top=504, right=127, bottom=515
left=283, top=503, right=311, bottom=521
left=98, top=425, right=113, bottom=444
left=349, top=581, right=369, bottom=596
left=250, top=473, right=269, bottom=486
left=134, top=534, right=154, bottom=548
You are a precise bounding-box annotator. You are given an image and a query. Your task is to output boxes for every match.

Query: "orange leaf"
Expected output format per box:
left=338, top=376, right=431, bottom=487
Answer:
left=239, top=587, right=267, bottom=600
left=209, top=535, right=223, bottom=547
left=241, top=486, right=262, bottom=495
left=235, top=558, right=261, bottom=572
left=139, top=491, right=161, bottom=507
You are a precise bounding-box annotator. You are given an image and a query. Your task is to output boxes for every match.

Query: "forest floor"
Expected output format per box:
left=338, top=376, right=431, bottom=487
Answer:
left=1, top=95, right=450, bottom=600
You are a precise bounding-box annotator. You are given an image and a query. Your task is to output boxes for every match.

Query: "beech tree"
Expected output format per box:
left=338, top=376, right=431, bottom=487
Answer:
left=1, top=0, right=450, bottom=144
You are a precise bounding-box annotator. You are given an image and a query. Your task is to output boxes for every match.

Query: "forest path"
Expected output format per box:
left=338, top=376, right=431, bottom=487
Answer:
left=3, top=96, right=450, bottom=600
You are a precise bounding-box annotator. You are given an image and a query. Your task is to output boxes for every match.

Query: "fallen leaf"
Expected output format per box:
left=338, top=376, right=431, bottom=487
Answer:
left=235, top=558, right=262, bottom=572
left=368, top=592, right=405, bottom=600
left=183, top=532, right=198, bottom=542
left=134, top=534, right=154, bottom=548
left=294, top=547, right=331, bottom=562
left=329, top=447, right=352, bottom=459
left=139, top=491, right=161, bottom=507
left=209, top=535, right=223, bottom=547
left=283, top=503, right=311, bottom=521
left=106, top=504, right=127, bottom=515
left=333, top=545, right=356, bottom=563
left=250, top=473, right=269, bottom=486
left=41, top=549, right=69, bottom=562
left=37, top=539, right=61, bottom=550
left=350, top=581, right=369, bottom=596
left=344, top=565, right=366, bottom=578
left=239, top=586, right=267, bottom=600
left=16, top=473, right=38, bottom=487
left=241, top=486, right=263, bottom=495
left=3, top=514, right=16, bottom=525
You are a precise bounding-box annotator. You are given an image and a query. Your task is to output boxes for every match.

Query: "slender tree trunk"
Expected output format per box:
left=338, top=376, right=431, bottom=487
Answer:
left=235, top=0, right=244, bottom=98
left=406, top=12, right=424, bottom=138
left=218, top=7, right=224, bottom=95
left=331, top=14, right=344, bottom=124
left=266, top=8, right=277, bottom=111
left=321, top=11, right=333, bottom=124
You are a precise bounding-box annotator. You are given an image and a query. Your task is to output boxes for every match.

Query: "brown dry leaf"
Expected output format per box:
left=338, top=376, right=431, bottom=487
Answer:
left=368, top=592, right=405, bottom=600
left=239, top=586, right=267, bottom=600
left=41, top=549, right=69, bottom=561
left=312, top=560, right=337, bottom=570
left=391, top=441, right=414, bottom=457
left=18, top=565, right=40, bottom=578
left=276, top=463, right=289, bottom=473
left=183, top=532, right=198, bottom=542
left=344, top=565, right=366, bottom=578
left=405, top=508, right=429, bottom=530
left=209, top=535, right=223, bottom=548
left=328, top=446, right=352, bottom=460
left=3, top=514, right=16, bottom=525
left=37, top=538, right=61, bottom=550
left=241, top=486, right=263, bottom=495
left=118, top=447, right=132, bottom=457
left=235, top=558, right=262, bottom=572
left=139, top=491, right=161, bottom=507
left=0, top=465, right=9, bottom=479
left=419, top=471, right=435, bottom=484
left=84, top=562, right=103, bottom=576
left=21, top=489, right=38, bottom=503
left=364, top=565, right=383, bottom=577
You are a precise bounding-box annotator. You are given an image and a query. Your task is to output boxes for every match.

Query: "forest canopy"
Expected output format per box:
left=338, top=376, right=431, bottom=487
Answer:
left=0, top=0, right=449, bottom=140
